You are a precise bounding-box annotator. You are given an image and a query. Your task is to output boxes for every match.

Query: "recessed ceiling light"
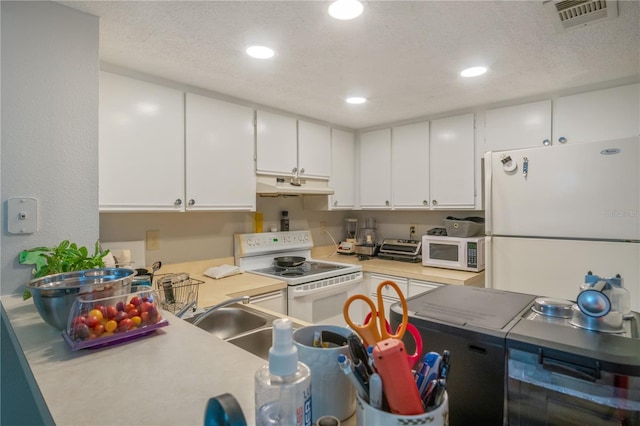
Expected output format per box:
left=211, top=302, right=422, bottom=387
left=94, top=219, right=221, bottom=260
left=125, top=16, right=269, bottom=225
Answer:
left=346, top=97, right=367, bottom=104
left=245, top=45, right=275, bottom=59
left=329, top=0, right=364, bottom=20
left=460, top=66, right=488, bottom=78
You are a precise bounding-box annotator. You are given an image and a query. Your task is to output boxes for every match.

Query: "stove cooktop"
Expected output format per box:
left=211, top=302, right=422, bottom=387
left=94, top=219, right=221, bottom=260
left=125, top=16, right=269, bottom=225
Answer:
left=252, top=261, right=351, bottom=279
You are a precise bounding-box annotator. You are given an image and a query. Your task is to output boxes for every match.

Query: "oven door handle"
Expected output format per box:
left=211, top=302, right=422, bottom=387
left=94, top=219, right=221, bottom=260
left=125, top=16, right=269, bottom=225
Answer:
left=538, top=349, right=601, bottom=381
left=290, top=274, right=363, bottom=299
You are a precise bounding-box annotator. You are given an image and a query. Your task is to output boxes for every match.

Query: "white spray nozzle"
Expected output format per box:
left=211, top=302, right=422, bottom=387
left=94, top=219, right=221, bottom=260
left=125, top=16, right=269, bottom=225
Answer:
left=269, top=318, right=298, bottom=377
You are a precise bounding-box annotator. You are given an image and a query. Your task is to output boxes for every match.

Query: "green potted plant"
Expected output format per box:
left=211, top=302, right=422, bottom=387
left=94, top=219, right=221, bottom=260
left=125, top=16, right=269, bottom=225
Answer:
left=20, top=240, right=111, bottom=300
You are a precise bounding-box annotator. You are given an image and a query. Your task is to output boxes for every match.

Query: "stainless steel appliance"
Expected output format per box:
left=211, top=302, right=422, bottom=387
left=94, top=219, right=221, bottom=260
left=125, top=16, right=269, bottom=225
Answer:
left=391, top=285, right=536, bottom=426
left=234, top=231, right=364, bottom=326
left=391, top=285, right=640, bottom=426
left=507, top=298, right=639, bottom=425
left=377, top=238, right=422, bottom=263
left=422, top=235, right=485, bottom=271
left=355, top=218, right=378, bottom=258
left=337, top=218, right=358, bottom=255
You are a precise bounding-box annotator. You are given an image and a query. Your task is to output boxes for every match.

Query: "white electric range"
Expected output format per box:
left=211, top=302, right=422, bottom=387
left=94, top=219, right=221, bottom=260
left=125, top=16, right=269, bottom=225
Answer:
left=234, top=230, right=364, bottom=326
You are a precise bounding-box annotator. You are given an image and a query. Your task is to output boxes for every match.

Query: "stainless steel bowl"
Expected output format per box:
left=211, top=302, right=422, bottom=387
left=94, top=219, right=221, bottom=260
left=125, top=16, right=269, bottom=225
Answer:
left=26, top=268, right=135, bottom=330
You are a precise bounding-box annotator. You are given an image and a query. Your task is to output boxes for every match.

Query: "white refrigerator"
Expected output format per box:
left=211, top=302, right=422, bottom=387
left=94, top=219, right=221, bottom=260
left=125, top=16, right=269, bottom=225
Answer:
left=484, top=136, right=640, bottom=311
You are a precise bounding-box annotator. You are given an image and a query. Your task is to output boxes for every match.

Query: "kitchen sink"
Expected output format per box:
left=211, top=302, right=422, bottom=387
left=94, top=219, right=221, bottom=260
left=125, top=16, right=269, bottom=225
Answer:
left=185, top=304, right=274, bottom=340
left=185, top=303, right=289, bottom=359
left=227, top=328, right=274, bottom=360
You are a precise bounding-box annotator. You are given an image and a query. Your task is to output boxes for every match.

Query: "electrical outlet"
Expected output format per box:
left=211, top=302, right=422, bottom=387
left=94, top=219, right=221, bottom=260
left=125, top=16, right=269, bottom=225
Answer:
left=146, top=230, right=160, bottom=250
left=320, top=221, right=327, bottom=232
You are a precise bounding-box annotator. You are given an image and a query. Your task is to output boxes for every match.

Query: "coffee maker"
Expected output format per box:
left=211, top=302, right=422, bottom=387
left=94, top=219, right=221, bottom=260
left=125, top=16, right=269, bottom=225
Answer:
left=337, top=218, right=358, bottom=255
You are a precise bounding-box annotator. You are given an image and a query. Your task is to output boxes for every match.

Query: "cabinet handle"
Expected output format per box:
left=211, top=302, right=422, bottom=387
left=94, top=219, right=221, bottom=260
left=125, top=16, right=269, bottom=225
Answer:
left=333, top=200, right=338, bottom=206
left=385, top=200, right=390, bottom=206
left=423, top=200, right=429, bottom=206
left=292, top=167, right=298, bottom=174
left=188, top=199, right=195, bottom=206
left=432, top=200, right=438, bottom=206
left=299, top=168, right=305, bottom=175
left=174, top=199, right=182, bottom=206
left=542, top=139, right=551, bottom=146
left=558, top=136, right=567, bottom=144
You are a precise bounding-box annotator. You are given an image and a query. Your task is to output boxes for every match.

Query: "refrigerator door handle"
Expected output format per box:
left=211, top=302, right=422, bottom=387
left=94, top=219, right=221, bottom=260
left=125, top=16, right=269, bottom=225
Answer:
left=485, top=236, right=493, bottom=288
left=484, top=151, right=493, bottom=234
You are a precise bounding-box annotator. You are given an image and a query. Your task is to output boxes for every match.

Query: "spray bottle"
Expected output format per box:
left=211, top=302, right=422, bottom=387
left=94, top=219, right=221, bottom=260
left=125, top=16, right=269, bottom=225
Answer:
left=255, top=318, right=312, bottom=426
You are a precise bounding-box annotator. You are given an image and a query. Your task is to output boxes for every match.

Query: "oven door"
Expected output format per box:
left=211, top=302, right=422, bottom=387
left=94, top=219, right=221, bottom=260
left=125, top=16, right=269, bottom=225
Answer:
left=287, top=272, right=364, bottom=326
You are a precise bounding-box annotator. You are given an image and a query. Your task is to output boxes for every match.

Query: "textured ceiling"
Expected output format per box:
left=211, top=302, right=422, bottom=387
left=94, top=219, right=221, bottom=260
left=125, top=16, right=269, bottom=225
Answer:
left=58, top=0, right=640, bottom=130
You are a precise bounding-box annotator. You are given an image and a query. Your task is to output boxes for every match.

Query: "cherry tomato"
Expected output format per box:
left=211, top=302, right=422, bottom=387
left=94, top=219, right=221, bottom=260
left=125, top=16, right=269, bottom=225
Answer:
left=131, top=316, right=142, bottom=327
left=105, top=320, right=117, bottom=333
left=74, top=323, right=90, bottom=340
left=148, top=306, right=159, bottom=323
left=125, top=303, right=135, bottom=312
left=118, top=318, right=133, bottom=332
left=140, top=311, right=150, bottom=324
left=127, top=308, right=140, bottom=319
left=86, top=315, right=100, bottom=328
left=139, top=301, right=153, bottom=313
left=71, top=315, right=86, bottom=327
left=116, top=301, right=125, bottom=312
left=106, top=305, right=118, bottom=320
left=130, top=296, right=141, bottom=306
left=94, top=304, right=107, bottom=317
left=93, top=324, right=105, bottom=336
left=115, top=311, right=128, bottom=323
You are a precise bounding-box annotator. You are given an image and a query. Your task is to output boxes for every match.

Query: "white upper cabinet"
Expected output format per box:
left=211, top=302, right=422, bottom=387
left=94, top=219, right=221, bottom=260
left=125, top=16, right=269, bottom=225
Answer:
left=99, top=71, right=185, bottom=211
left=255, top=111, right=331, bottom=179
left=359, top=128, right=392, bottom=209
left=256, top=110, right=297, bottom=175
left=298, top=120, right=331, bottom=179
left=485, top=100, right=552, bottom=152
left=429, top=113, right=475, bottom=209
left=330, top=128, right=356, bottom=209
left=185, top=93, right=255, bottom=211
left=553, top=83, right=640, bottom=144
left=392, top=121, right=430, bottom=208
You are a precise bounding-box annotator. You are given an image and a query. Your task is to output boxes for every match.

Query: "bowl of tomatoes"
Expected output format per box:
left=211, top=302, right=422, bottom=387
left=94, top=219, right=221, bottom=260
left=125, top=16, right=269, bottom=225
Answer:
left=63, top=285, right=169, bottom=350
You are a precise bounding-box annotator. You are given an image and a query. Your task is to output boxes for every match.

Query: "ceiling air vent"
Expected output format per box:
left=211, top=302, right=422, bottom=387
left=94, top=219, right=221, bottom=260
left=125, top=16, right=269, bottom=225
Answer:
left=544, top=0, right=618, bottom=32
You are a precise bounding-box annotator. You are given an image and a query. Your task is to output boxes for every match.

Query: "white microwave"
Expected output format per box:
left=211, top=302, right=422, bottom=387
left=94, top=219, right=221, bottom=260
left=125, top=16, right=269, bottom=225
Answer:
left=421, top=235, right=485, bottom=272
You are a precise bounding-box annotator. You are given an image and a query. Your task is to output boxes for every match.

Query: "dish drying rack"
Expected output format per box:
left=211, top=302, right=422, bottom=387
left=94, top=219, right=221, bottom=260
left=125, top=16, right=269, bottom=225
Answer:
left=155, top=273, right=204, bottom=315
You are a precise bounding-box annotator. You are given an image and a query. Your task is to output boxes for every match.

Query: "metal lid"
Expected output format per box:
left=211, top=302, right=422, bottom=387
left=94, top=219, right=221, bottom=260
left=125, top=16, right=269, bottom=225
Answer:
left=531, top=297, right=574, bottom=318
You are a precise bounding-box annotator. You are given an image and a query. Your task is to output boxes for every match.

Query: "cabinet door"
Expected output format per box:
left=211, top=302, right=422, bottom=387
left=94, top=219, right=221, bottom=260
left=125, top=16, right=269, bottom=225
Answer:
left=298, top=120, right=331, bottom=179
left=99, top=72, right=185, bottom=211
left=392, top=121, right=430, bottom=208
left=185, top=93, right=255, bottom=211
left=485, top=100, right=552, bottom=152
left=360, top=129, right=392, bottom=209
left=369, top=273, right=408, bottom=320
left=430, top=113, right=475, bottom=209
left=330, top=128, right=356, bottom=209
left=553, top=83, right=640, bottom=144
left=408, top=280, right=441, bottom=297
left=256, top=110, right=297, bottom=175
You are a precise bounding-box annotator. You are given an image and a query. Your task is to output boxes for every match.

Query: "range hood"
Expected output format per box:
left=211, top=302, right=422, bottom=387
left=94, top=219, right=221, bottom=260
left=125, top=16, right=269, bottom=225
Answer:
left=256, top=175, right=335, bottom=196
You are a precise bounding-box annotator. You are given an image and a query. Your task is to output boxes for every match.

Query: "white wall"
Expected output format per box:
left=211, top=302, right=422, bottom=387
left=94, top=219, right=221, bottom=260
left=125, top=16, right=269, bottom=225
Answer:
left=1, top=1, right=99, bottom=295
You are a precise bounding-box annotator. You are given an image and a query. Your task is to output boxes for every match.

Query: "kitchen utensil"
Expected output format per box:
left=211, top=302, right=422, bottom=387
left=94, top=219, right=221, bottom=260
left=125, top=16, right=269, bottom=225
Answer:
left=343, top=280, right=411, bottom=346
left=273, top=256, right=306, bottom=267
left=293, top=325, right=356, bottom=423
left=531, top=297, right=573, bottom=318
left=26, top=268, right=135, bottom=330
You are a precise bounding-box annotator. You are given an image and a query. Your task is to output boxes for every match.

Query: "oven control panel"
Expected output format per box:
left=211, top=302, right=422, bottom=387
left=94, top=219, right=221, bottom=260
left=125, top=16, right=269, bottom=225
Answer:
left=235, top=230, right=313, bottom=256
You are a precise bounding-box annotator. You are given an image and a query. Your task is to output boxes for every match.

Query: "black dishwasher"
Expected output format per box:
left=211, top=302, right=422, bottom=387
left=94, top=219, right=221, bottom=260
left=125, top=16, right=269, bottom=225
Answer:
left=390, top=285, right=536, bottom=426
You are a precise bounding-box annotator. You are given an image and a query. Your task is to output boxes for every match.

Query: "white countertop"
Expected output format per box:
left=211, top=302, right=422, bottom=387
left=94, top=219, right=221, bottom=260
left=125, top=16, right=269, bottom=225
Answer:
left=2, top=253, right=479, bottom=425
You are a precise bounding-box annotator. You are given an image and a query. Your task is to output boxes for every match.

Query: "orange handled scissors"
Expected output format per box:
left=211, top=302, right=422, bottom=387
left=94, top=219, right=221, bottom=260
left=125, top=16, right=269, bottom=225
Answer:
left=344, top=280, right=410, bottom=346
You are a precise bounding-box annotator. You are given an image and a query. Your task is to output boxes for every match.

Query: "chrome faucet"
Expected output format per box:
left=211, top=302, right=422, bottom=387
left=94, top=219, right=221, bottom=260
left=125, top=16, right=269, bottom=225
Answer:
left=191, top=295, right=251, bottom=326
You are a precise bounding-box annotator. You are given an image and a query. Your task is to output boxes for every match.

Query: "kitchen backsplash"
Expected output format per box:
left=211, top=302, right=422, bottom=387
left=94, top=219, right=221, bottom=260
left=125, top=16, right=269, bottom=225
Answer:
left=100, top=196, right=482, bottom=266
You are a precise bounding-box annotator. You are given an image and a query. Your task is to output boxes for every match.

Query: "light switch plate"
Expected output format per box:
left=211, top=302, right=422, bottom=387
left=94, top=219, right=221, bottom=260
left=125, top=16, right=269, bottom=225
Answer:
left=8, top=197, right=38, bottom=234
